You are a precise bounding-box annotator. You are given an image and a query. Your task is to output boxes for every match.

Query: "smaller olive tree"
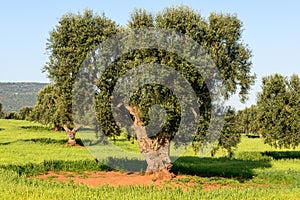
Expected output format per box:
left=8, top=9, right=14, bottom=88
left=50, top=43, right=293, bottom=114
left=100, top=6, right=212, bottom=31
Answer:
left=19, top=106, right=33, bottom=120
left=257, top=74, right=300, bottom=148
left=211, top=107, right=241, bottom=158
left=43, top=10, right=118, bottom=145
left=236, top=105, right=260, bottom=137
left=30, top=84, right=61, bottom=130
left=5, top=112, right=20, bottom=120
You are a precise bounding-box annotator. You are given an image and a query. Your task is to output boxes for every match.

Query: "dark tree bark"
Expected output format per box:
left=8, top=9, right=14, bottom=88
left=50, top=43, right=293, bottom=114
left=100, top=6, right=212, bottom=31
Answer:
left=125, top=105, right=175, bottom=180
left=63, top=125, right=81, bottom=146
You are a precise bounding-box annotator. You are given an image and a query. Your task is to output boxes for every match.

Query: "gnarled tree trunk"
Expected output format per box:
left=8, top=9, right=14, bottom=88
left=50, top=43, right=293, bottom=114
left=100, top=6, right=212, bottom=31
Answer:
left=125, top=105, right=175, bottom=180
left=63, top=125, right=81, bottom=146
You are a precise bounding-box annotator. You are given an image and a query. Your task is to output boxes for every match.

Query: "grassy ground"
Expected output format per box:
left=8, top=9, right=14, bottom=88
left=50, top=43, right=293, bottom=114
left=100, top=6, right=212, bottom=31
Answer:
left=0, top=119, right=299, bottom=199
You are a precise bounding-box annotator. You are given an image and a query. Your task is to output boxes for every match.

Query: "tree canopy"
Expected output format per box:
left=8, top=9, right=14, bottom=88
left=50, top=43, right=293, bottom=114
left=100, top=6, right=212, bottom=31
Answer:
left=43, top=10, right=118, bottom=129
left=235, top=105, right=260, bottom=137
left=257, top=74, right=300, bottom=148
left=94, top=6, right=255, bottom=153
left=30, top=84, right=60, bottom=129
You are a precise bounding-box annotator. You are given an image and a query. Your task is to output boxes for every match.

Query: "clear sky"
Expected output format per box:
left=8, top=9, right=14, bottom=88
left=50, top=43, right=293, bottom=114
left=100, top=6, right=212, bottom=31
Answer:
left=0, top=0, right=299, bottom=109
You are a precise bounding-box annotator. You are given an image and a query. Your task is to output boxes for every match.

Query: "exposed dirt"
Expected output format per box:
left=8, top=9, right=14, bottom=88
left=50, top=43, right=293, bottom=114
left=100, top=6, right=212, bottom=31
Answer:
left=37, top=171, right=229, bottom=191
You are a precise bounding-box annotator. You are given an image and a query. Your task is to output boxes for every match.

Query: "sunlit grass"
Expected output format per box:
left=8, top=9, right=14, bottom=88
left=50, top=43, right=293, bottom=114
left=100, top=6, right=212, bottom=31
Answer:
left=1, top=119, right=300, bottom=199
left=0, top=119, right=93, bottom=165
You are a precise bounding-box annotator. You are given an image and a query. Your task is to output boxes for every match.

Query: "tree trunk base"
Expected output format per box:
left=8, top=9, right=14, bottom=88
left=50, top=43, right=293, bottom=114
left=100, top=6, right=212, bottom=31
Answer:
left=142, top=144, right=175, bottom=180
left=65, top=140, right=76, bottom=146
left=146, top=166, right=175, bottom=180
left=147, top=170, right=175, bottom=181
left=125, top=105, right=175, bottom=180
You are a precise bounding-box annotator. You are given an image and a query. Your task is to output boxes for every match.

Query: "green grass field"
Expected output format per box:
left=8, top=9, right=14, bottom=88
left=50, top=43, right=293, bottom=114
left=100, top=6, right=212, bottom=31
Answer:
left=0, top=119, right=299, bottom=199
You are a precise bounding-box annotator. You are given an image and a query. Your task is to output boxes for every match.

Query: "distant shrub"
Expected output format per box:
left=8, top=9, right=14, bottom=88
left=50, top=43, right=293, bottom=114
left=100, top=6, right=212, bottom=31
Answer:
left=5, top=111, right=20, bottom=120
left=19, top=106, right=33, bottom=120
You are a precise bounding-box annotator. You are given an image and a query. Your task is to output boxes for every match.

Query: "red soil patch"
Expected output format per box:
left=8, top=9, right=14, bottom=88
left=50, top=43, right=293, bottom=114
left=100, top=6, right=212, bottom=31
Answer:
left=38, top=171, right=197, bottom=188
left=37, top=171, right=233, bottom=191
left=39, top=171, right=163, bottom=187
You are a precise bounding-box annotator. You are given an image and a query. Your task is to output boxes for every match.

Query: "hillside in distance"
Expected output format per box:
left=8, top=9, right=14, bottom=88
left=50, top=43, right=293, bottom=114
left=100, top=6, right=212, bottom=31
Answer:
left=0, top=82, right=48, bottom=112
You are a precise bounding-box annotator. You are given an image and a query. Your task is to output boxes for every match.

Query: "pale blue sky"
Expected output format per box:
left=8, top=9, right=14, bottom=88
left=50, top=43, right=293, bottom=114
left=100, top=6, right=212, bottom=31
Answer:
left=0, top=1, right=299, bottom=109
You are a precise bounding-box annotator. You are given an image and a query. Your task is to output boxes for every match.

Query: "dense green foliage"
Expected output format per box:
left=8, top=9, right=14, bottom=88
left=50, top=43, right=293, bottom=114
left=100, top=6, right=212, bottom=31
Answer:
left=211, top=108, right=241, bottom=158
left=30, top=84, right=60, bottom=129
left=19, top=106, right=33, bottom=120
left=43, top=10, right=118, bottom=128
left=257, top=74, right=300, bottom=148
left=4, top=111, right=20, bottom=120
left=95, top=6, right=255, bottom=155
left=236, top=105, right=260, bottom=137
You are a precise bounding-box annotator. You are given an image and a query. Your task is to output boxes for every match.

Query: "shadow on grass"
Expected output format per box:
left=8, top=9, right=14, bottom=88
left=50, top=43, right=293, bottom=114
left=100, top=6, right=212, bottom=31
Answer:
left=0, top=160, right=111, bottom=176
left=101, top=156, right=272, bottom=181
left=23, top=138, right=67, bottom=145
left=0, top=156, right=272, bottom=182
left=262, top=151, right=300, bottom=160
left=20, top=126, right=52, bottom=131
left=0, top=141, right=11, bottom=145
left=172, top=156, right=271, bottom=181
left=0, top=138, right=85, bottom=146
left=23, top=138, right=86, bottom=146
left=104, top=157, right=147, bottom=173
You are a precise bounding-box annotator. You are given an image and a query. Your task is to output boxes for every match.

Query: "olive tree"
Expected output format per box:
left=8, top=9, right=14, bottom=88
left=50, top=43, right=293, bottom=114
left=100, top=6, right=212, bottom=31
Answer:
left=43, top=10, right=117, bottom=144
left=257, top=74, right=300, bottom=148
left=93, top=6, right=255, bottom=178
left=30, top=84, right=60, bottom=129
left=236, top=105, right=260, bottom=137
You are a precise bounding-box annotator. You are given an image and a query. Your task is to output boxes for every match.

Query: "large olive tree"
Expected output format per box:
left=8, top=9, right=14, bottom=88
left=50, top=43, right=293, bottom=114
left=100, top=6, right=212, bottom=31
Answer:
left=94, top=6, right=255, bottom=178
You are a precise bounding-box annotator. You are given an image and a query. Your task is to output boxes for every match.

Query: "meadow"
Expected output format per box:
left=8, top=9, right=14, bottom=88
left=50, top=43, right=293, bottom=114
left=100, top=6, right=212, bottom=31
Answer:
left=0, top=119, right=299, bottom=199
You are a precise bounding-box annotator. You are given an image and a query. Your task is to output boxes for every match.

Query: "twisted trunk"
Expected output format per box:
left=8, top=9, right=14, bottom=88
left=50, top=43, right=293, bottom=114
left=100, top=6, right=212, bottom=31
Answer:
left=63, top=125, right=81, bottom=146
left=126, top=105, right=175, bottom=180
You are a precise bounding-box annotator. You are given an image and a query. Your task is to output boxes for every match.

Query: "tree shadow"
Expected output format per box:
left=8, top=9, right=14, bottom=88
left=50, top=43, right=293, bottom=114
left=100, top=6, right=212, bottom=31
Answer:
left=0, top=160, right=111, bottom=176
left=20, top=126, right=52, bottom=131
left=24, top=138, right=86, bottom=146
left=172, top=156, right=272, bottom=182
left=262, top=151, right=300, bottom=160
left=22, top=138, right=66, bottom=145
left=101, top=156, right=272, bottom=182
left=0, top=137, right=85, bottom=146
left=0, top=141, right=11, bottom=145
left=103, top=157, right=147, bottom=172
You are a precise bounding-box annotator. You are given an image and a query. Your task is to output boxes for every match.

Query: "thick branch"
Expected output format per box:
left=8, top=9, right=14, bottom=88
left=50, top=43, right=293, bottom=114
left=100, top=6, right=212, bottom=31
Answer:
left=72, top=123, right=82, bottom=132
left=63, top=124, right=70, bottom=132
